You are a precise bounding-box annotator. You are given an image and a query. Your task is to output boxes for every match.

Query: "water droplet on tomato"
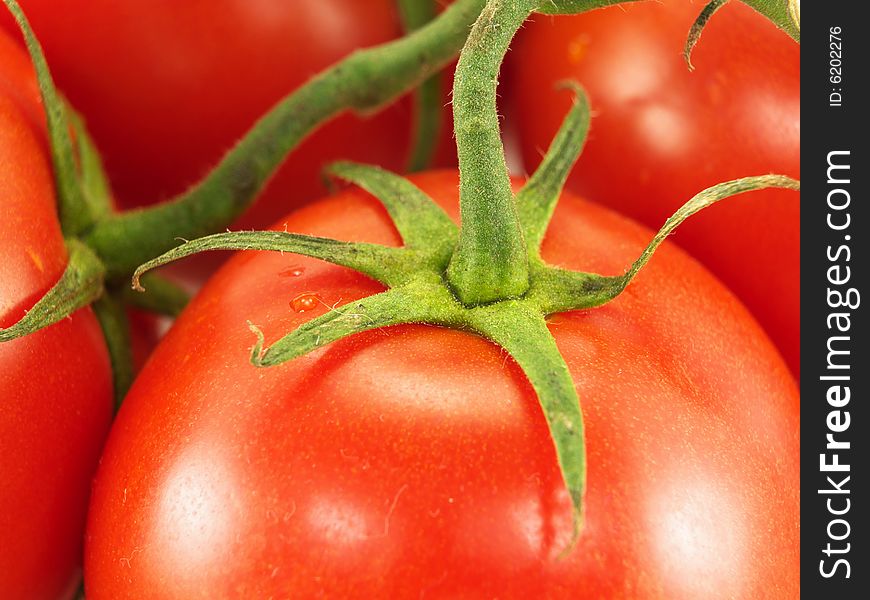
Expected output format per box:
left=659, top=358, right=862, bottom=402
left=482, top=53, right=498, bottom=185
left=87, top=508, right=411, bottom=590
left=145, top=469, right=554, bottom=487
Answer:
left=280, top=266, right=305, bottom=278
left=291, top=293, right=320, bottom=313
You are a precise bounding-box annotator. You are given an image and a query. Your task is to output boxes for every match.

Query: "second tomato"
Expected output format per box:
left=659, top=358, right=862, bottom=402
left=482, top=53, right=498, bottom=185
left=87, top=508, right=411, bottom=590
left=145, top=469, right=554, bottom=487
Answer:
left=507, top=0, right=800, bottom=375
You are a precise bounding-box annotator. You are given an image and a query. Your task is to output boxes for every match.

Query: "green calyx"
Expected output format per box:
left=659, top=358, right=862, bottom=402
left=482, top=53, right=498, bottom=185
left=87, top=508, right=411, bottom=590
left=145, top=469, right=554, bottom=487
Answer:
left=135, top=86, right=799, bottom=544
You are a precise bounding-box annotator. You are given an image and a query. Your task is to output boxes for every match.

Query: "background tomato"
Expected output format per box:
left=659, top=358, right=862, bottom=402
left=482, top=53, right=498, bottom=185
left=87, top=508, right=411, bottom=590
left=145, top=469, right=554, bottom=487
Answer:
left=0, top=0, right=455, bottom=230
left=506, top=0, right=800, bottom=375
left=0, top=30, right=113, bottom=600
left=85, top=171, right=798, bottom=599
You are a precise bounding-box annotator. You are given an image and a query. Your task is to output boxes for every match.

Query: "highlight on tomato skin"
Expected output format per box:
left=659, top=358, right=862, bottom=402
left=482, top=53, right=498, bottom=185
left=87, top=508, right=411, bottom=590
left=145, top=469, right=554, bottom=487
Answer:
left=83, top=171, right=799, bottom=599
left=507, top=0, right=800, bottom=376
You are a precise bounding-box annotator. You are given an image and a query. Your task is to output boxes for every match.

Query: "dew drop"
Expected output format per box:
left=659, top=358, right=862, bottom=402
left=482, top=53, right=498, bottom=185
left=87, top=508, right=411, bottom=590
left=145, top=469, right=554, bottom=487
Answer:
left=291, top=293, right=321, bottom=313
left=280, top=266, right=305, bottom=278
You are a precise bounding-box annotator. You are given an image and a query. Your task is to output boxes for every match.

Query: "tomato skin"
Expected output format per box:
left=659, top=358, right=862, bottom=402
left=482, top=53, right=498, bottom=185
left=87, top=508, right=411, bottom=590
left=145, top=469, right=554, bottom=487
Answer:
left=507, top=0, right=800, bottom=375
left=1, top=0, right=454, bottom=230
left=85, top=171, right=798, bottom=599
left=0, top=31, right=113, bottom=600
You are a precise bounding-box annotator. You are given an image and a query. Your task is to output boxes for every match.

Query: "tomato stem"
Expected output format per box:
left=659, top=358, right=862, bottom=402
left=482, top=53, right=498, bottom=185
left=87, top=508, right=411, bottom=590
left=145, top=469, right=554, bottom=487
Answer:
left=92, top=294, right=134, bottom=408
left=446, top=0, right=537, bottom=305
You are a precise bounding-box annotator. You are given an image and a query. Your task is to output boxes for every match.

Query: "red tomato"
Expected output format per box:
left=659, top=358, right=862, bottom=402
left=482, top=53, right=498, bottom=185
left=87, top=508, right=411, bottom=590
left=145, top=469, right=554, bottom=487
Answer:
left=507, top=0, right=800, bottom=375
left=85, top=171, right=798, bottom=598
left=0, top=30, right=113, bottom=600
left=0, top=0, right=454, bottom=230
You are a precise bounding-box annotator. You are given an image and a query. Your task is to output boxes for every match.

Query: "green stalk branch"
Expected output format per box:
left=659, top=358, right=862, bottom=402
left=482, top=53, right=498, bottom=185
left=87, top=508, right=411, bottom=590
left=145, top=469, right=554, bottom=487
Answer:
left=535, top=0, right=641, bottom=16
left=92, top=294, right=134, bottom=408
left=398, top=0, right=445, bottom=171
left=446, top=0, right=538, bottom=305
left=86, top=0, right=487, bottom=280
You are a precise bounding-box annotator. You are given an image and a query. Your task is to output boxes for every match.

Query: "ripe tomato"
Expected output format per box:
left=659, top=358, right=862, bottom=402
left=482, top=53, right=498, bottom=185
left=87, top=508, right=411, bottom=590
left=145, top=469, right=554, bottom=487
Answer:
left=507, top=0, right=800, bottom=375
left=0, top=0, right=454, bottom=230
left=0, top=30, right=113, bottom=600
left=85, top=171, right=798, bottom=598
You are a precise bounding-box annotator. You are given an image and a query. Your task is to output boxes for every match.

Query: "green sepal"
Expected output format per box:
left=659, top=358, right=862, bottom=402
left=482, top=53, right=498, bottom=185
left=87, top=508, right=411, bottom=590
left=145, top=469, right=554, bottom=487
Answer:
left=466, top=302, right=586, bottom=544
left=132, top=231, right=414, bottom=291
left=516, top=83, right=590, bottom=255
left=544, top=175, right=801, bottom=309
left=68, top=107, right=113, bottom=220
left=613, top=175, right=800, bottom=289
left=325, top=162, right=458, bottom=249
left=684, top=0, right=729, bottom=71
left=0, top=239, right=105, bottom=342
left=251, top=278, right=461, bottom=367
left=1, top=0, right=96, bottom=235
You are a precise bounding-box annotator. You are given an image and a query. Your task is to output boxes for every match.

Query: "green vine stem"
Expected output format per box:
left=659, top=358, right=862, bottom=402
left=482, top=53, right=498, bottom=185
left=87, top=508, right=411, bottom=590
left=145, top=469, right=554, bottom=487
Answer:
left=85, top=0, right=488, bottom=281
left=92, top=293, right=134, bottom=407
left=398, top=0, right=445, bottom=171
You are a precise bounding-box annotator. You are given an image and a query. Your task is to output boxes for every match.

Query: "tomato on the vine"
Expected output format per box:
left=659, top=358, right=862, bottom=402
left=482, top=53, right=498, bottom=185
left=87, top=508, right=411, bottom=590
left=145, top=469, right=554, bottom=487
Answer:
left=507, top=0, right=800, bottom=374
left=0, top=0, right=454, bottom=229
left=0, top=29, right=113, bottom=600
left=85, top=171, right=799, bottom=599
